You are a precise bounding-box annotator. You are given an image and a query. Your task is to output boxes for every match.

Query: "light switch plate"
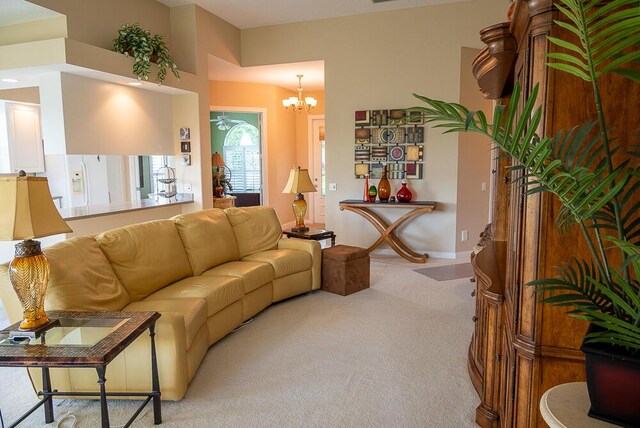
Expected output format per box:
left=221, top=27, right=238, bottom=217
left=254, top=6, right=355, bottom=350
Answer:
left=329, top=183, right=337, bottom=191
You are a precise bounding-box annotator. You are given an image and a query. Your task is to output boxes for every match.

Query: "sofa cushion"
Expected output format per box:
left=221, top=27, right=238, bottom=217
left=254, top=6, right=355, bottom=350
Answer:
left=97, top=220, right=192, bottom=301
left=202, top=261, right=273, bottom=294
left=172, top=209, right=240, bottom=276
left=123, top=297, right=207, bottom=350
left=242, top=249, right=312, bottom=279
left=43, top=236, right=131, bottom=311
left=225, top=207, right=282, bottom=258
left=144, top=275, right=244, bottom=317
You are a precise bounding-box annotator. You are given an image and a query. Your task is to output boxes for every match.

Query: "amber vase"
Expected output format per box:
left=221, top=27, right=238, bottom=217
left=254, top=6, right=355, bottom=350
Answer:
left=377, top=165, right=391, bottom=202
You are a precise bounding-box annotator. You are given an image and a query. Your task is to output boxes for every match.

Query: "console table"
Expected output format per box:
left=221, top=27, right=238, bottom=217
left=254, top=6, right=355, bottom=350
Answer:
left=0, top=310, right=162, bottom=428
left=339, top=199, right=436, bottom=263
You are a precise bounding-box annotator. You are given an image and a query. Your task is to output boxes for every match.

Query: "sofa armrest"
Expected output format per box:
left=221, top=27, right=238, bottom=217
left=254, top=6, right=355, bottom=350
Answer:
left=122, top=302, right=190, bottom=400
left=277, top=238, right=321, bottom=290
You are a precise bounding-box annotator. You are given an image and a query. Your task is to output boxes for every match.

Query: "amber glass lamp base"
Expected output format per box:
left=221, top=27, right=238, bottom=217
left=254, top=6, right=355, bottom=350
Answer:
left=291, top=193, right=309, bottom=232
left=9, top=239, right=51, bottom=331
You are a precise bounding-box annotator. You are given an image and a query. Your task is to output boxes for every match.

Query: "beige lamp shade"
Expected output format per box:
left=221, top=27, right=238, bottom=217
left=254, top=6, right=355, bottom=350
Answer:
left=282, top=166, right=316, bottom=194
left=211, top=152, right=226, bottom=168
left=0, top=173, right=72, bottom=241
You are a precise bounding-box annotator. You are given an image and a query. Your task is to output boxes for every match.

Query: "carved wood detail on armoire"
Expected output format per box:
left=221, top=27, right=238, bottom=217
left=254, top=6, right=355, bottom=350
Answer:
left=467, top=0, right=640, bottom=427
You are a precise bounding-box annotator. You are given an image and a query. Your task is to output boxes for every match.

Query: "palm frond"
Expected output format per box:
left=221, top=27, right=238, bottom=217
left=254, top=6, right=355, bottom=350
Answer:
left=414, top=83, right=629, bottom=225
left=548, top=0, right=640, bottom=82
left=529, top=258, right=613, bottom=314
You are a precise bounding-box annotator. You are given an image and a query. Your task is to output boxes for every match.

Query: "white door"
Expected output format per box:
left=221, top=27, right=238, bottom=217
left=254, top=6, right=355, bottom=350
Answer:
left=5, top=102, right=45, bottom=173
left=309, top=116, right=325, bottom=225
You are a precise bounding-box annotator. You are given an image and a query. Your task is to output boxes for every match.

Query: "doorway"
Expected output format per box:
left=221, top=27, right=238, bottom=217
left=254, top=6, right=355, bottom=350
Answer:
left=308, top=115, right=325, bottom=225
left=210, top=109, right=265, bottom=207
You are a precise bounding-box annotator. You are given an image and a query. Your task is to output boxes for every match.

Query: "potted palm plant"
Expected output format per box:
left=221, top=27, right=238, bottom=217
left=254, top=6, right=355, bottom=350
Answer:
left=414, top=0, right=639, bottom=425
left=113, top=23, right=180, bottom=85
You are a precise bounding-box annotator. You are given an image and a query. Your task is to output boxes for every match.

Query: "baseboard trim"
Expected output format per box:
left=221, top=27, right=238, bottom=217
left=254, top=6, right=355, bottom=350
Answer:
left=371, top=248, right=459, bottom=259
left=455, top=250, right=472, bottom=260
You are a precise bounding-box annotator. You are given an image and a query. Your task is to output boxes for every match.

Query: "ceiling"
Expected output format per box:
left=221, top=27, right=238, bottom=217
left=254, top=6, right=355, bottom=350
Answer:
left=158, top=0, right=465, bottom=29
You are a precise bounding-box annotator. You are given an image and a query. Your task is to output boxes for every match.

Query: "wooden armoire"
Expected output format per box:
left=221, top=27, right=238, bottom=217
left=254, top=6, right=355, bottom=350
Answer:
left=467, top=0, right=640, bottom=427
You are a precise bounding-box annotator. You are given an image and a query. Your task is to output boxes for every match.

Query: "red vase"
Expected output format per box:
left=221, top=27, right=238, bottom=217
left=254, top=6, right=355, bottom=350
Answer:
left=396, top=179, right=412, bottom=202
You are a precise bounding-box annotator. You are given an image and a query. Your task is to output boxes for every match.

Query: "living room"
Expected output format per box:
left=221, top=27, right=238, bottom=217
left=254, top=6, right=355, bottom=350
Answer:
left=1, top=0, right=638, bottom=427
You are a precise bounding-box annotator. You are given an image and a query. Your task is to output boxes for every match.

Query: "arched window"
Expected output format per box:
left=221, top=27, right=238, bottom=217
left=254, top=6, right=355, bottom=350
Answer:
left=223, top=123, right=261, bottom=192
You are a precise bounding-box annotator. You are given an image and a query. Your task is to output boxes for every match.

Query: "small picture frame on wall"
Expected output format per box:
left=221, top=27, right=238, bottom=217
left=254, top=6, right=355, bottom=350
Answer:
left=180, top=127, right=191, bottom=141
left=181, top=154, right=191, bottom=166
left=180, top=141, right=191, bottom=153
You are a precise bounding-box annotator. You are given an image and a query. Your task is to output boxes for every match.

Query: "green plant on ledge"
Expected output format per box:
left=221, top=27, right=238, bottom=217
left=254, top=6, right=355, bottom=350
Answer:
left=113, top=23, right=180, bottom=85
left=414, top=0, right=640, bottom=352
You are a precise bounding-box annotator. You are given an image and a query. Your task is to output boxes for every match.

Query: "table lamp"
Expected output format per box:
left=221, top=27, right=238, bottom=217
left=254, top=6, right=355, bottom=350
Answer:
left=282, top=166, right=317, bottom=232
left=0, top=171, right=72, bottom=330
left=211, top=152, right=226, bottom=171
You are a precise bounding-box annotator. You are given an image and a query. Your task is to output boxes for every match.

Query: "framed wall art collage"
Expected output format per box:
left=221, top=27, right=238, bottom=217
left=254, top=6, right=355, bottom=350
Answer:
left=354, top=109, right=425, bottom=179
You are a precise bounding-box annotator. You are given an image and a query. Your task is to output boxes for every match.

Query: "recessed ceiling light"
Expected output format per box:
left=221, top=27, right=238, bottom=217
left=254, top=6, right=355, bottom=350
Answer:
left=128, top=82, right=143, bottom=86
left=1, top=78, right=19, bottom=83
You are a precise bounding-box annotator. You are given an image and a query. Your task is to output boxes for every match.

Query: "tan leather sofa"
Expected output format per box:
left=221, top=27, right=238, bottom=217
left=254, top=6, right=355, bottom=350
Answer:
left=0, top=206, right=321, bottom=400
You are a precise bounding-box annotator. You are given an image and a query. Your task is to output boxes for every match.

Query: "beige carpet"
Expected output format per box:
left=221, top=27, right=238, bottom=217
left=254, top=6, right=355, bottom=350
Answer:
left=0, top=255, right=479, bottom=427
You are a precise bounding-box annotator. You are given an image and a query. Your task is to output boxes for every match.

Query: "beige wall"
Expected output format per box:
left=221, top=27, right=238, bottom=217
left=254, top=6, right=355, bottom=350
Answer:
left=192, top=5, right=243, bottom=210
left=241, top=0, right=504, bottom=256
left=456, top=47, right=493, bottom=252
left=0, top=16, right=67, bottom=46
left=0, top=87, right=40, bottom=104
left=209, top=81, right=325, bottom=223
left=29, top=0, right=172, bottom=51
left=39, top=72, right=173, bottom=155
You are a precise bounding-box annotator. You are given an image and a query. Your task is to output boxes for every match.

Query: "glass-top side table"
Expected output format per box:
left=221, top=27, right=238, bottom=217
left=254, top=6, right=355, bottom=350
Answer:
left=0, top=310, right=161, bottom=427
left=282, top=228, right=336, bottom=247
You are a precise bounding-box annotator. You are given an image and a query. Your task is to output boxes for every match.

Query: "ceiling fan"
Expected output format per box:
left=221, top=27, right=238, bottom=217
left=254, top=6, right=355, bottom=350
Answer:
left=211, top=114, right=246, bottom=131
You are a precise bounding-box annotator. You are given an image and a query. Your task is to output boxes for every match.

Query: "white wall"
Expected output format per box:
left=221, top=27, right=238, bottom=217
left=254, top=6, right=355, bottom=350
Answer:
left=39, top=72, right=174, bottom=155
left=241, top=0, right=505, bottom=256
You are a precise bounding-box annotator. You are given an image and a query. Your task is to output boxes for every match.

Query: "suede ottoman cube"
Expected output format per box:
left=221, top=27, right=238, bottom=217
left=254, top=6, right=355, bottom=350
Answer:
left=321, top=245, right=369, bottom=296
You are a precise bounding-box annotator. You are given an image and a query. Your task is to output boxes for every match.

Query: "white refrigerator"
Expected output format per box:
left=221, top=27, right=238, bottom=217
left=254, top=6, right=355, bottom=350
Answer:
left=45, top=154, right=126, bottom=209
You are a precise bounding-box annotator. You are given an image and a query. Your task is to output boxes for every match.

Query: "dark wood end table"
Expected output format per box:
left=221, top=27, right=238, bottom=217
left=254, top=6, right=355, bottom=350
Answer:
left=282, top=228, right=336, bottom=247
left=0, top=310, right=162, bottom=428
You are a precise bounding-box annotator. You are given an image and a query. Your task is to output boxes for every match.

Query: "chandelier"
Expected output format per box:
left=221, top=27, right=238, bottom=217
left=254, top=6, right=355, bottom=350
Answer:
left=282, top=74, right=317, bottom=112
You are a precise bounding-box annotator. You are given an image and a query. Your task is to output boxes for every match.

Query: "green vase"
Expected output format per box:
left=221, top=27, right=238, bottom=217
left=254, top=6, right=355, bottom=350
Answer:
left=368, top=185, right=377, bottom=202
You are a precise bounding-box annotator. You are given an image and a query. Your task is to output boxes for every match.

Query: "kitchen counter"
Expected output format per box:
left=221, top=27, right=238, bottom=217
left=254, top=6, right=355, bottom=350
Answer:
left=59, top=193, right=194, bottom=221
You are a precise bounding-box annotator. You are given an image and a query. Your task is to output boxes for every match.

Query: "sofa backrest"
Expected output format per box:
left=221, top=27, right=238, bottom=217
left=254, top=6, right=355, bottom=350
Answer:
left=44, top=235, right=131, bottom=312
left=172, top=208, right=240, bottom=276
left=96, top=219, right=193, bottom=301
left=225, top=206, right=282, bottom=258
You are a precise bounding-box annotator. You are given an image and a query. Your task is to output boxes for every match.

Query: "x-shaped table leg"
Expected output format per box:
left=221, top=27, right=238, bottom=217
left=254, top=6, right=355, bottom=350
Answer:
left=340, top=205, right=433, bottom=263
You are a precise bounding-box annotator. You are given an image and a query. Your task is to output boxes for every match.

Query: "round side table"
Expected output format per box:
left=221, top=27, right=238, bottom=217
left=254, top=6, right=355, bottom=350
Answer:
left=540, top=382, right=617, bottom=428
